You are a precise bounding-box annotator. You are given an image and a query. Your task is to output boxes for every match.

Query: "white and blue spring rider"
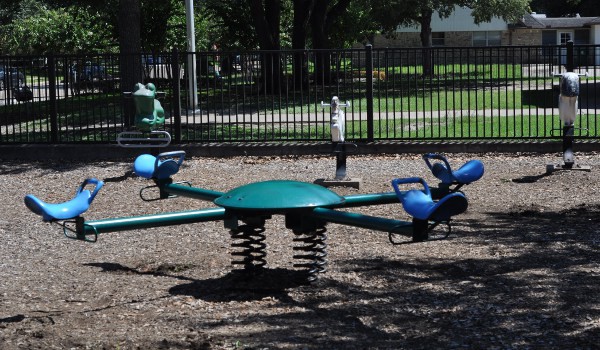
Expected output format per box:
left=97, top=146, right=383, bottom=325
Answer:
left=547, top=71, right=591, bottom=172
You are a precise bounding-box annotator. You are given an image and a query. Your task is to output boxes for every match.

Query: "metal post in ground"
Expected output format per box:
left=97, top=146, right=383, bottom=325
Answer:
left=365, top=44, right=374, bottom=142
left=314, top=96, right=361, bottom=189
left=171, top=48, right=182, bottom=144
left=48, top=54, right=59, bottom=143
left=546, top=41, right=591, bottom=173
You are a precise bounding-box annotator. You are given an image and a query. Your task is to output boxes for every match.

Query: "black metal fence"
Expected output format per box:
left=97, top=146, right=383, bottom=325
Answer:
left=1, top=43, right=599, bottom=144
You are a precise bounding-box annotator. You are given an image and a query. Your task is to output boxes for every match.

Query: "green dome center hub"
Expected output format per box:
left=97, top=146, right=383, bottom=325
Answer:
left=214, top=180, right=344, bottom=212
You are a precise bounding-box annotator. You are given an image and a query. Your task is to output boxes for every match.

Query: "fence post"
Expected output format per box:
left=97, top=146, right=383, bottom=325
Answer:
left=47, top=54, right=59, bottom=143
left=566, top=40, right=574, bottom=72
left=171, top=48, right=182, bottom=143
left=365, top=44, right=374, bottom=142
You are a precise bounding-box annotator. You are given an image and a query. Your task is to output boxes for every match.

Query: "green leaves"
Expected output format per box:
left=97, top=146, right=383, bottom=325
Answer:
left=469, top=0, right=531, bottom=24
left=2, top=5, right=115, bottom=54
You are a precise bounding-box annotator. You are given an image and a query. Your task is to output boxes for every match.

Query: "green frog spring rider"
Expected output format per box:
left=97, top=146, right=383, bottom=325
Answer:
left=117, top=82, right=171, bottom=147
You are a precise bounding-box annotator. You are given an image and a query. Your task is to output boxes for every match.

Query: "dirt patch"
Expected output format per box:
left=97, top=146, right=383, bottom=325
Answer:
left=1, top=152, right=599, bottom=349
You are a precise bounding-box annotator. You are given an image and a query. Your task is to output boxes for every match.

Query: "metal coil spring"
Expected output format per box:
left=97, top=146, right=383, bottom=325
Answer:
left=293, top=227, right=328, bottom=282
left=230, top=224, right=267, bottom=272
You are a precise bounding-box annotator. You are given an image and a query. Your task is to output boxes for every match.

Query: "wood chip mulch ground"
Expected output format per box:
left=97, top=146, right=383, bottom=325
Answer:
left=1, top=152, right=599, bottom=349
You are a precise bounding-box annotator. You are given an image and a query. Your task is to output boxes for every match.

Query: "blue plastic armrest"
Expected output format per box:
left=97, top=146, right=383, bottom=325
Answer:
left=423, top=153, right=452, bottom=172
left=24, top=178, right=104, bottom=222
left=423, top=153, right=454, bottom=183
left=78, top=178, right=104, bottom=202
left=391, top=177, right=431, bottom=203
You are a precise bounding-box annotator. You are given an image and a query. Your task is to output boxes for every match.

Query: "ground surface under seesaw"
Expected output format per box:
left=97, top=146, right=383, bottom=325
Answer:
left=1, top=152, right=599, bottom=349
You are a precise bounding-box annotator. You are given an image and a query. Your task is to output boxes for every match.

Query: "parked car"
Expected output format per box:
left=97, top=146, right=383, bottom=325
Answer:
left=69, top=62, right=117, bottom=94
left=0, top=66, right=25, bottom=91
left=13, top=85, right=33, bottom=102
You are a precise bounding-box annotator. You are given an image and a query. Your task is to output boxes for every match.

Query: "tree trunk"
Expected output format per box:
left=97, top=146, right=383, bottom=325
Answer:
left=292, top=0, right=314, bottom=88
left=419, top=8, right=433, bottom=77
left=248, top=0, right=282, bottom=94
left=311, top=1, right=331, bottom=85
left=311, top=0, right=351, bottom=85
left=119, top=0, right=143, bottom=127
left=292, top=0, right=313, bottom=50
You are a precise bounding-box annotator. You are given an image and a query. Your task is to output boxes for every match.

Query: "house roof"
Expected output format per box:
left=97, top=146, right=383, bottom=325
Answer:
left=517, top=13, right=600, bottom=29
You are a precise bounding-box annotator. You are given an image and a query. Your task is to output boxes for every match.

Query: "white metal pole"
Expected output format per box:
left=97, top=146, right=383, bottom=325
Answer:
left=185, top=0, right=199, bottom=111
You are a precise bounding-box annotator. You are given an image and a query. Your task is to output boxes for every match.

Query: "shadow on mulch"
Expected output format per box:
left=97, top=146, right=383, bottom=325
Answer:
left=0, top=160, right=124, bottom=176
left=169, top=269, right=310, bottom=301
left=84, top=261, right=309, bottom=301
left=82, top=203, right=600, bottom=348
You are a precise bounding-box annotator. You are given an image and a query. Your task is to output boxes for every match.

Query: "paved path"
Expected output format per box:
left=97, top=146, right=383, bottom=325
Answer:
left=180, top=108, right=600, bottom=125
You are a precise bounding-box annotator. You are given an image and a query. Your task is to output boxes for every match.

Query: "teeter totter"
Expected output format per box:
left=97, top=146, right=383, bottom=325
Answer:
left=24, top=153, right=484, bottom=282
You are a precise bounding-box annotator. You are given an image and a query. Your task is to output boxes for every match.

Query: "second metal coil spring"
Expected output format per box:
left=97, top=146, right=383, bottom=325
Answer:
left=293, top=227, right=328, bottom=282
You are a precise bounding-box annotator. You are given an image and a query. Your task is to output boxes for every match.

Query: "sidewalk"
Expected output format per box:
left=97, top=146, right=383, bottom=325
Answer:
left=181, top=108, right=600, bottom=124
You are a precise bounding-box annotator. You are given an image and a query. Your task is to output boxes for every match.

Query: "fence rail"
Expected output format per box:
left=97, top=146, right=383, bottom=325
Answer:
left=1, top=43, right=599, bottom=144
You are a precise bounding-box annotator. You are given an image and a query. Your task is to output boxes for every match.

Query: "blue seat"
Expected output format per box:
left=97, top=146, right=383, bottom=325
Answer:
left=133, top=151, right=185, bottom=180
left=392, top=177, right=468, bottom=222
left=423, top=153, right=484, bottom=185
left=24, top=178, right=104, bottom=222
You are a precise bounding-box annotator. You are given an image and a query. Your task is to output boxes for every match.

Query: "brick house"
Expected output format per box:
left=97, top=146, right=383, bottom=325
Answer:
left=512, top=12, right=598, bottom=46
left=376, top=7, right=600, bottom=47
left=511, top=13, right=600, bottom=65
left=364, top=6, right=600, bottom=65
left=373, top=6, right=510, bottom=47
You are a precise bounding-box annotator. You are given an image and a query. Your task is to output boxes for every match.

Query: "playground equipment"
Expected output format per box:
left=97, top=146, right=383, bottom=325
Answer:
left=315, top=96, right=361, bottom=189
left=117, top=83, right=171, bottom=148
left=24, top=178, right=104, bottom=241
left=134, top=151, right=192, bottom=201
left=24, top=153, right=484, bottom=282
left=546, top=71, right=591, bottom=173
left=423, top=153, right=484, bottom=193
left=322, top=96, right=349, bottom=143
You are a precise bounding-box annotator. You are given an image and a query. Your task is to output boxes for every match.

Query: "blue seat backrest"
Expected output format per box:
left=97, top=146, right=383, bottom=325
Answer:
left=133, top=151, right=186, bottom=180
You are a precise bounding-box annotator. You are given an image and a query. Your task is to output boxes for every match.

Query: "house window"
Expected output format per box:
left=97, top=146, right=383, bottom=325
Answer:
left=432, top=32, right=445, bottom=46
left=559, top=31, right=573, bottom=45
left=473, top=31, right=502, bottom=46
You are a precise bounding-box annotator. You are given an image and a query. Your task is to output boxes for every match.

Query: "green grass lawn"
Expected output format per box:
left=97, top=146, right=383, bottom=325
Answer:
left=2, top=61, right=597, bottom=143
left=172, top=113, right=599, bottom=142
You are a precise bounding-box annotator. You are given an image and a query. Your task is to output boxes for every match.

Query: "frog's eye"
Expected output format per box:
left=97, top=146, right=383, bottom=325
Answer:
left=133, top=83, right=143, bottom=92
left=146, top=83, right=156, bottom=92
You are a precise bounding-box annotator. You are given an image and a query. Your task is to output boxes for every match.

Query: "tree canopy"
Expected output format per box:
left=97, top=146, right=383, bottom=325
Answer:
left=0, top=1, right=116, bottom=54
left=6, top=0, right=600, bottom=57
left=0, top=0, right=216, bottom=55
left=530, top=0, right=600, bottom=17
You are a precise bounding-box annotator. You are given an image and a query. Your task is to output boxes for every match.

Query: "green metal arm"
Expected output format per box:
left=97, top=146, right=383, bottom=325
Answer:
left=77, top=208, right=228, bottom=238
left=310, top=207, right=412, bottom=236
left=338, top=184, right=452, bottom=209
left=162, top=182, right=224, bottom=201
left=340, top=192, right=399, bottom=208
